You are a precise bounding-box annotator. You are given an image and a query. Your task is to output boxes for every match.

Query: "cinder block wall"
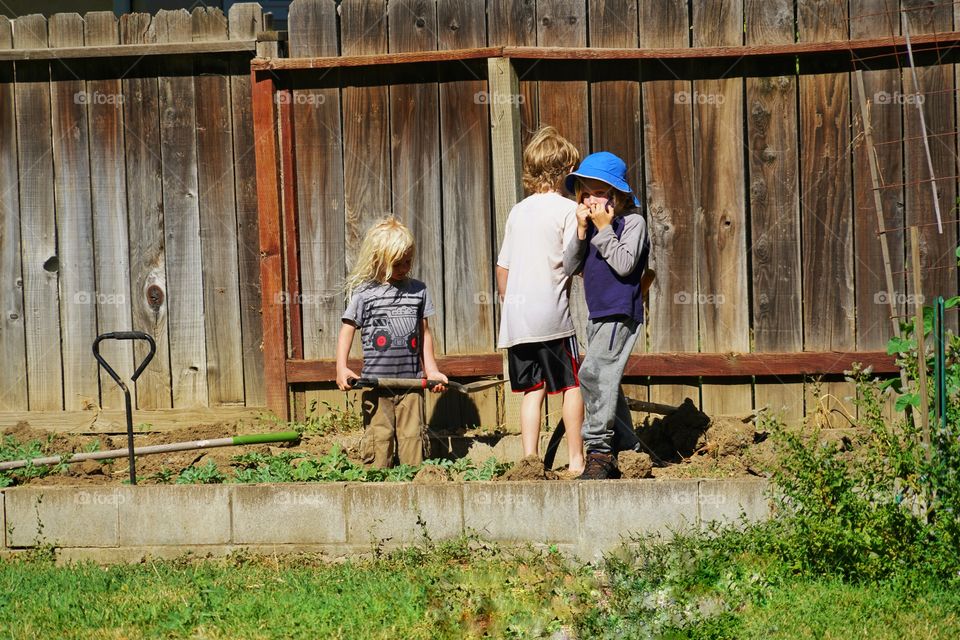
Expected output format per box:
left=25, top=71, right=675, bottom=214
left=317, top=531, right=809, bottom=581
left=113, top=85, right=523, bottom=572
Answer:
left=1, top=480, right=770, bottom=563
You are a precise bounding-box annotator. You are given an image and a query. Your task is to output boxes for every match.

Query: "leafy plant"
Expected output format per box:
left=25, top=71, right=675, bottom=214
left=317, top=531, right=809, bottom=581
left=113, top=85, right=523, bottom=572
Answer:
left=176, top=461, right=225, bottom=485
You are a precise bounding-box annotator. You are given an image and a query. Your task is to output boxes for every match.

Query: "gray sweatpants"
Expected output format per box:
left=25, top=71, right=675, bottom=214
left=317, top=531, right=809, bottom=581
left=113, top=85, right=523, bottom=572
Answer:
left=580, top=318, right=642, bottom=455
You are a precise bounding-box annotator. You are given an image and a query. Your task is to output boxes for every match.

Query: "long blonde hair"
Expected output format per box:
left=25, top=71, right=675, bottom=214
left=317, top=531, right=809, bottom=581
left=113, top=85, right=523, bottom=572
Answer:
left=345, top=217, right=416, bottom=297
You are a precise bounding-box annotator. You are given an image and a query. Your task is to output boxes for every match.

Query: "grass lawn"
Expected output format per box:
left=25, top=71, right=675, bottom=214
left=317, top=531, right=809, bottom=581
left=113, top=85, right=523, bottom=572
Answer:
left=2, top=539, right=958, bottom=639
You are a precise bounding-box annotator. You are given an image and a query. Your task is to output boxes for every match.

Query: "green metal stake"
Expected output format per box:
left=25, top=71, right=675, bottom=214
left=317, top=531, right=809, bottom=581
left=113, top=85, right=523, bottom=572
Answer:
left=934, top=296, right=947, bottom=435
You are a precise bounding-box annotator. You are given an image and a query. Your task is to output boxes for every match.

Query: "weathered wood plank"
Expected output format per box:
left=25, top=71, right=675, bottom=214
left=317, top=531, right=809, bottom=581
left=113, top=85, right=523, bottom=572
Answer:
left=192, top=7, right=244, bottom=406
left=850, top=0, right=904, bottom=424
left=341, top=0, right=391, bottom=272
left=83, top=12, right=134, bottom=411
left=745, top=0, right=804, bottom=424
left=388, top=0, right=443, bottom=352
left=536, top=0, right=588, bottom=153
left=852, top=0, right=904, bottom=351
left=252, top=67, right=288, bottom=420
left=693, top=0, right=751, bottom=415
left=0, top=17, right=27, bottom=411
left=155, top=9, right=208, bottom=407
left=287, top=0, right=345, bottom=419
left=0, top=39, right=256, bottom=61
left=13, top=14, right=63, bottom=411
left=438, top=0, right=493, bottom=356
left=487, top=1, right=535, bottom=434
left=488, top=0, right=539, bottom=148
left=120, top=13, right=172, bottom=410
left=48, top=13, right=99, bottom=411
left=286, top=351, right=900, bottom=383
left=639, top=0, right=699, bottom=408
left=799, top=0, right=856, bottom=425
left=288, top=0, right=344, bottom=361
left=902, top=0, right=957, bottom=331
left=228, top=3, right=266, bottom=406
left=487, top=56, right=525, bottom=433
left=437, top=0, right=495, bottom=429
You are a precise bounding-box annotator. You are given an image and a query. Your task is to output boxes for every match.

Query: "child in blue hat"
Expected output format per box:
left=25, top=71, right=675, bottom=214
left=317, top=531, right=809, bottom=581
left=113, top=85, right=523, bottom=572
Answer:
left=563, top=152, right=650, bottom=479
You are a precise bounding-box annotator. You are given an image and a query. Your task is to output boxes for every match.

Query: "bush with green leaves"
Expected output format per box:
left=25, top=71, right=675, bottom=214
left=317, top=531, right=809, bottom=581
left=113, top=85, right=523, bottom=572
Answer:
left=753, top=305, right=960, bottom=581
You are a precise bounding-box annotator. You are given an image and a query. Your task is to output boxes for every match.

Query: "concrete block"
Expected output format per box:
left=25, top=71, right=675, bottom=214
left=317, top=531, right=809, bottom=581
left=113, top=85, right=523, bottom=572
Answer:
left=698, top=479, right=771, bottom=527
left=55, top=545, right=236, bottom=565
left=578, top=480, right=700, bottom=560
left=346, top=483, right=462, bottom=545
left=1, top=490, right=5, bottom=547
left=5, top=487, right=120, bottom=547
left=118, top=485, right=231, bottom=546
left=463, top=481, right=579, bottom=543
left=232, top=484, right=347, bottom=544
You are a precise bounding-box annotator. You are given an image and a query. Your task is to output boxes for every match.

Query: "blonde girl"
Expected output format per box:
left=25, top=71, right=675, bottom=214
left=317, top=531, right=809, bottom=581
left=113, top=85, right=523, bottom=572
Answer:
left=336, top=217, right=447, bottom=468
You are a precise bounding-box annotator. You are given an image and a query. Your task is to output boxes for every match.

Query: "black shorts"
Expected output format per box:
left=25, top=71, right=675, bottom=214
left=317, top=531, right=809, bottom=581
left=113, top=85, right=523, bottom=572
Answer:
left=507, top=336, right=581, bottom=394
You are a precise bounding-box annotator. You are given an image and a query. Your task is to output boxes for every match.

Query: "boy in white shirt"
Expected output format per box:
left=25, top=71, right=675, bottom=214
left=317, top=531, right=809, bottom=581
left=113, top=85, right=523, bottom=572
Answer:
left=496, top=126, right=584, bottom=475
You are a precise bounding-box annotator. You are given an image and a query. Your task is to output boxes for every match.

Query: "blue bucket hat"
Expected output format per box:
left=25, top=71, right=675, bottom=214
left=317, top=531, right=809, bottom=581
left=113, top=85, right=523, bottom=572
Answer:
left=565, top=151, right=640, bottom=207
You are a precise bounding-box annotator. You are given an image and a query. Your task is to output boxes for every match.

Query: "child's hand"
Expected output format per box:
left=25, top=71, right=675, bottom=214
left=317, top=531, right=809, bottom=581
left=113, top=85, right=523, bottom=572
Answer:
left=336, top=367, right=360, bottom=391
left=589, top=201, right=614, bottom=231
left=425, top=370, right=448, bottom=393
left=575, top=203, right=591, bottom=239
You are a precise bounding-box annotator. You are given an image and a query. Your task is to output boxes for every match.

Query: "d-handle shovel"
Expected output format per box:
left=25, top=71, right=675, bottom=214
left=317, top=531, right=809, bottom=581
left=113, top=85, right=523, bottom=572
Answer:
left=93, top=331, right=156, bottom=485
left=348, top=376, right=506, bottom=395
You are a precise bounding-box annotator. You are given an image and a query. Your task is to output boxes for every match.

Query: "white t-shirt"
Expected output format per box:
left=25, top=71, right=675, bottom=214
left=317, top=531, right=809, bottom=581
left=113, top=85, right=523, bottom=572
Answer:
left=496, top=192, right=578, bottom=348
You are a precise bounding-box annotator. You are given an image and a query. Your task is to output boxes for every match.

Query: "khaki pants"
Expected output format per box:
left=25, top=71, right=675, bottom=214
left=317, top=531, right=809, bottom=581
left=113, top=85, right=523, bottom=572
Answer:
left=360, top=389, right=428, bottom=468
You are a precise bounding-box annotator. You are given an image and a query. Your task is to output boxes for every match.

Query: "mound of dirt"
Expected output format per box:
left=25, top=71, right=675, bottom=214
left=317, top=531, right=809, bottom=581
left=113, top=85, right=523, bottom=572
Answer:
left=413, top=465, right=450, bottom=484
left=500, top=455, right=559, bottom=481
left=618, top=451, right=653, bottom=479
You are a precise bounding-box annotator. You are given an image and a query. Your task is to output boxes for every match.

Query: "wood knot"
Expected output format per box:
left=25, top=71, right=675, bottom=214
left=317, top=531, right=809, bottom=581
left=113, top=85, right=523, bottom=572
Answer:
left=448, top=19, right=460, bottom=31
left=146, top=284, right=164, bottom=311
left=415, top=17, right=425, bottom=28
left=43, top=256, right=59, bottom=273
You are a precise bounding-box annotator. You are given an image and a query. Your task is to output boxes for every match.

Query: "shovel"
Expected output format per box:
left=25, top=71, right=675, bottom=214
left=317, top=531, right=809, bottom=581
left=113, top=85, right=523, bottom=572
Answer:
left=345, top=377, right=503, bottom=466
left=93, top=331, right=156, bottom=485
left=348, top=376, right=506, bottom=395
left=542, top=396, right=682, bottom=470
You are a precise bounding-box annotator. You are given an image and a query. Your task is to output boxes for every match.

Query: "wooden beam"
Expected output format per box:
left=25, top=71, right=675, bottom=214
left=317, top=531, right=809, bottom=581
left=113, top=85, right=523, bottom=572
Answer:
left=277, top=87, right=303, bottom=361
left=252, top=69, right=288, bottom=420
left=0, top=39, right=256, bottom=61
left=252, top=46, right=503, bottom=70
left=250, top=32, right=960, bottom=72
left=286, top=351, right=898, bottom=383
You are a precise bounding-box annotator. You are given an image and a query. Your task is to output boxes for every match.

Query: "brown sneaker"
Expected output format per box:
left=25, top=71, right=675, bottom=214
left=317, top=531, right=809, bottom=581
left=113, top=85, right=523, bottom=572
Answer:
left=577, top=451, right=621, bottom=480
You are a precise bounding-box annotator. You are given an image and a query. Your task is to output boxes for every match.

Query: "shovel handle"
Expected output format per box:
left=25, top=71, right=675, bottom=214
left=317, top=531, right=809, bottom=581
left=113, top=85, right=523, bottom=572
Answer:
left=93, top=331, right=156, bottom=388
left=348, top=376, right=453, bottom=391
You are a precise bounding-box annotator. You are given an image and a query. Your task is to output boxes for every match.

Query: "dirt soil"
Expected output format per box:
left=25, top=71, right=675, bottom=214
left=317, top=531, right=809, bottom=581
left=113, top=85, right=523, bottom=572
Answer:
left=3, top=399, right=798, bottom=486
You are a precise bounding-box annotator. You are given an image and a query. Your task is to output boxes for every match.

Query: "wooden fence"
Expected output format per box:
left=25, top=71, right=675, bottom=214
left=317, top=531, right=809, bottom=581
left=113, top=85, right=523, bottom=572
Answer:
left=0, top=4, right=267, bottom=413
left=1, top=0, right=958, bottom=431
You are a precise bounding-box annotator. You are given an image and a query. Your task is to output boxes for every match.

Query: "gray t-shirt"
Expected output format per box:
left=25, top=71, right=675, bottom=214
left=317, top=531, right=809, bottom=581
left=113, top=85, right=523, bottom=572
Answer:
left=342, top=279, right=435, bottom=378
